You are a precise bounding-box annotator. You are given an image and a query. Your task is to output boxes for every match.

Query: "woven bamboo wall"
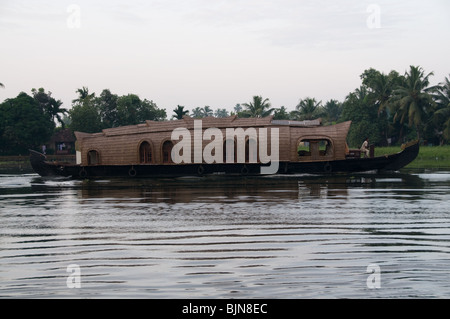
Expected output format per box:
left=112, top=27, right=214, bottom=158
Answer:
left=75, top=117, right=351, bottom=166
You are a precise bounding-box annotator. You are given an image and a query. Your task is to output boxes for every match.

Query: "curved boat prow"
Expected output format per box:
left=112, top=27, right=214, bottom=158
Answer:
left=382, top=140, right=419, bottom=171
left=29, top=150, right=56, bottom=177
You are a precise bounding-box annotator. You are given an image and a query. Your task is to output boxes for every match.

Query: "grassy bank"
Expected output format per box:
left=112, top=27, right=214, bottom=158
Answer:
left=0, top=156, right=32, bottom=174
left=375, top=145, right=450, bottom=170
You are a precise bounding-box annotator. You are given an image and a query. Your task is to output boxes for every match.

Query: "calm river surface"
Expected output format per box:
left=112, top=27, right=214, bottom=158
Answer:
left=1, top=171, right=450, bottom=298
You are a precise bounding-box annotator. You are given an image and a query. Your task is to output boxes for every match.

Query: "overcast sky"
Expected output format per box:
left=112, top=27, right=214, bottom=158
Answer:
left=1, top=0, right=449, bottom=114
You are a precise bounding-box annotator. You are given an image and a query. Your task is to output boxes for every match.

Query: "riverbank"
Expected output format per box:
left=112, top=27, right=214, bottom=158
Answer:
left=376, top=145, right=450, bottom=170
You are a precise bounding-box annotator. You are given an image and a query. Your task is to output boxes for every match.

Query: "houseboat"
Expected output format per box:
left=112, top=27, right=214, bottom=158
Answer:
left=29, top=115, right=419, bottom=179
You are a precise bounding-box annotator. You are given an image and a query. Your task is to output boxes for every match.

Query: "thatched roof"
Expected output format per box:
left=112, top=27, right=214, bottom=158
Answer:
left=50, top=129, right=76, bottom=143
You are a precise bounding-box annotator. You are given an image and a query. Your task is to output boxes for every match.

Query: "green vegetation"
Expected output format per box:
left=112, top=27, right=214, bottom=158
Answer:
left=172, top=105, right=189, bottom=120
left=238, top=95, right=274, bottom=118
left=0, top=90, right=59, bottom=155
left=69, top=88, right=167, bottom=133
left=341, top=66, right=449, bottom=147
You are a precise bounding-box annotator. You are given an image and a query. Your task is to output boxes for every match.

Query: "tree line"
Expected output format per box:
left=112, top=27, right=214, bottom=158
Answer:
left=1, top=65, right=449, bottom=155
left=0, top=88, right=67, bottom=155
left=342, top=66, right=450, bottom=147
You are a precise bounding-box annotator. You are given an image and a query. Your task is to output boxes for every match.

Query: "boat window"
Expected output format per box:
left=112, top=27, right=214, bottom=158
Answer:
left=139, top=141, right=152, bottom=163
left=162, top=141, right=173, bottom=163
left=298, top=141, right=310, bottom=156
left=87, top=150, right=100, bottom=165
left=298, top=139, right=333, bottom=158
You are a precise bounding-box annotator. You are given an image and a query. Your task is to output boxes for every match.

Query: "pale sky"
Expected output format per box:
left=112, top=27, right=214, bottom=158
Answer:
left=1, top=0, right=449, bottom=114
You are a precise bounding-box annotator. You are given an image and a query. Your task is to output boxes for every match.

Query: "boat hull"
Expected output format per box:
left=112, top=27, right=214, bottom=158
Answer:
left=29, top=141, right=419, bottom=179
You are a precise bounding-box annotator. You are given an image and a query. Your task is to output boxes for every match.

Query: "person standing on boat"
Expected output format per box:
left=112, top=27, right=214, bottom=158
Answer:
left=360, top=137, right=370, bottom=158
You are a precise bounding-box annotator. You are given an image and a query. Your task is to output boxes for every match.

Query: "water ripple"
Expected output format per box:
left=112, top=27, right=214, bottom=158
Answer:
left=1, top=172, right=450, bottom=298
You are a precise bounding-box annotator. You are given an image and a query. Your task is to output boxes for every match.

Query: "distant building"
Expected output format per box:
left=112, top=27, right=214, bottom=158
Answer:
left=47, top=129, right=76, bottom=155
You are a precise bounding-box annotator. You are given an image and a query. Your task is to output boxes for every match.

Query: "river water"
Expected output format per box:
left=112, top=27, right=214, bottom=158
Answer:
left=1, top=171, right=450, bottom=299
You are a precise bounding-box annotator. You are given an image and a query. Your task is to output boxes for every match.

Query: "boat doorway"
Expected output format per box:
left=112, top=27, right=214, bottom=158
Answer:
left=87, top=150, right=100, bottom=165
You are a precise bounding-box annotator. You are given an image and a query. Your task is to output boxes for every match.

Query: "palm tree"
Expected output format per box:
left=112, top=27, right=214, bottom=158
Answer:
left=214, top=108, right=229, bottom=118
left=172, top=105, right=189, bottom=120
left=72, top=86, right=95, bottom=104
left=390, top=65, right=434, bottom=141
left=364, top=71, right=402, bottom=145
left=292, top=97, right=323, bottom=121
left=370, top=73, right=393, bottom=115
left=273, top=106, right=290, bottom=120
left=431, top=75, right=450, bottom=143
left=202, top=105, right=213, bottom=117
left=432, top=75, right=450, bottom=109
left=31, top=88, right=68, bottom=128
left=323, top=99, right=342, bottom=123
left=362, top=69, right=401, bottom=115
left=191, top=107, right=204, bottom=118
left=49, top=99, right=69, bottom=128
left=241, top=96, right=274, bottom=118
